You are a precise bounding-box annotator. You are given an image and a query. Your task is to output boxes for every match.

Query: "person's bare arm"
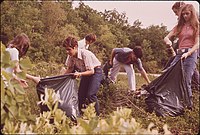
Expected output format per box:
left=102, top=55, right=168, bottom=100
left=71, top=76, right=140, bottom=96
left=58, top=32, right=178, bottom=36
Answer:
left=14, top=61, right=40, bottom=84
left=164, top=28, right=176, bottom=56
left=139, top=68, right=150, bottom=84
left=109, top=49, right=116, bottom=66
left=63, top=67, right=74, bottom=74
left=73, top=69, right=94, bottom=78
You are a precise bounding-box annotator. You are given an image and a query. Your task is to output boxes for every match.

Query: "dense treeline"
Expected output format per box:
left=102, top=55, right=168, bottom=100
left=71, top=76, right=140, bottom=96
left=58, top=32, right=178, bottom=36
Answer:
left=1, top=1, right=170, bottom=73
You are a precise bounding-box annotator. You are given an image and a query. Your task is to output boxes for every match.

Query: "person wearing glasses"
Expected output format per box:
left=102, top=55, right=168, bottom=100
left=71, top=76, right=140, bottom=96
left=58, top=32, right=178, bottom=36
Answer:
left=164, top=4, right=199, bottom=109
left=62, top=36, right=102, bottom=116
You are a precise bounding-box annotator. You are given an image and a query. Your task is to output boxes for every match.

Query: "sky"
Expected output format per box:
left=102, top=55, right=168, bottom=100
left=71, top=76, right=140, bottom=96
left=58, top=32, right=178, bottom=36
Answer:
left=72, top=1, right=199, bottom=30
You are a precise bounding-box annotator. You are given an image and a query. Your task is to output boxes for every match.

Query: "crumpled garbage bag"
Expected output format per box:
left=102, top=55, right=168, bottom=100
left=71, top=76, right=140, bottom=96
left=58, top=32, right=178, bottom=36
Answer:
left=36, top=74, right=80, bottom=119
left=145, top=59, right=190, bottom=117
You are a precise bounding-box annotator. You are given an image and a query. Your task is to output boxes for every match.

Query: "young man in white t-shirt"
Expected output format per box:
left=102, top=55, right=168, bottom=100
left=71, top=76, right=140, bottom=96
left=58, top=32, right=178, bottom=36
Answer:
left=60, top=33, right=97, bottom=74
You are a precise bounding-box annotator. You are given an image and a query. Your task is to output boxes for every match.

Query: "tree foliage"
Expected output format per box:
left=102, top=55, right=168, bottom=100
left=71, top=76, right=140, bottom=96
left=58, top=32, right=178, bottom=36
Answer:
left=1, top=1, right=170, bottom=73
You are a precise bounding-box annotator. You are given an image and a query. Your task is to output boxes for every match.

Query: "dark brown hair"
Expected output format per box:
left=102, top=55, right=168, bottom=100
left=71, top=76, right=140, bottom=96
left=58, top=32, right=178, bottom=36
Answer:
left=85, top=33, right=96, bottom=43
left=63, top=36, right=78, bottom=48
left=172, top=2, right=185, bottom=10
left=133, top=46, right=143, bottom=58
left=8, top=33, right=30, bottom=58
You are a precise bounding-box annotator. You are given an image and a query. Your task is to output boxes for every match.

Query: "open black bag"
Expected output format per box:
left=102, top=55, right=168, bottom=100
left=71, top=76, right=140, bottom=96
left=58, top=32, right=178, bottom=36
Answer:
left=145, top=59, right=190, bottom=117
left=36, top=74, right=80, bottom=118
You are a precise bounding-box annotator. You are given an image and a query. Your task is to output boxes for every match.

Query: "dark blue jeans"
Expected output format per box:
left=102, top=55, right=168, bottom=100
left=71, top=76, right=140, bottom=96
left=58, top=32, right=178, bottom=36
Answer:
left=78, top=67, right=103, bottom=116
left=170, top=51, right=197, bottom=107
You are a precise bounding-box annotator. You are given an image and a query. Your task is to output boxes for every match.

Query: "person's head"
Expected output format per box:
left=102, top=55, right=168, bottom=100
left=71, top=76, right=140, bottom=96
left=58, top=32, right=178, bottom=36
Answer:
left=63, top=36, right=78, bottom=57
left=9, top=33, right=30, bottom=58
left=133, top=46, right=143, bottom=59
left=176, top=4, right=199, bottom=37
left=85, top=33, right=96, bottom=45
left=179, top=4, right=198, bottom=23
left=172, top=2, right=185, bottom=16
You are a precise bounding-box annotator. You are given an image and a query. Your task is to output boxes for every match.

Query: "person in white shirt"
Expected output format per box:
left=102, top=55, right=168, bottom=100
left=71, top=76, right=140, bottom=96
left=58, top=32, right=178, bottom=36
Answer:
left=62, top=36, right=102, bottom=116
left=78, top=33, right=96, bottom=49
left=61, top=33, right=97, bottom=74
left=3, top=33, right=40, bottom=88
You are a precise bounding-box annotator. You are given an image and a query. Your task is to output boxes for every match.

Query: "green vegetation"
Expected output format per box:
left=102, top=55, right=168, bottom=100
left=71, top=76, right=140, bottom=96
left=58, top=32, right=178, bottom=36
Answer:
left=1, top=1, right=170, bottom=73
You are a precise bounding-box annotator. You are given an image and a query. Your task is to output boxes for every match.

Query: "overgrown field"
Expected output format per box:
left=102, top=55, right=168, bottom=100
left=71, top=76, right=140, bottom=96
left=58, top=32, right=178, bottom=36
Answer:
left=25, top=62, right=199, bottom=134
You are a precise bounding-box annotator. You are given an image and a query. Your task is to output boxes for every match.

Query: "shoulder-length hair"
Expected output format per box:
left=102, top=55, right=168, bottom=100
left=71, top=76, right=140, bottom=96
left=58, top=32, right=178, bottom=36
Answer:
left=175, top=4, right=199, bottom=38
left=8, top=33, right=30, bottom=58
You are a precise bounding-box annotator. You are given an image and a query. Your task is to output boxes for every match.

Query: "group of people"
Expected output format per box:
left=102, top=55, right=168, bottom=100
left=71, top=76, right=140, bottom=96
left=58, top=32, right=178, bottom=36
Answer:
left=1, top=2, right=199, bottom=116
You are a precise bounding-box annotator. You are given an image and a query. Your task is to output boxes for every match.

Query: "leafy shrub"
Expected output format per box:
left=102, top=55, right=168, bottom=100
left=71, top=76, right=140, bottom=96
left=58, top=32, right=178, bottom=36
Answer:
left=2, top=87, right=171, bottom=134
left=1, top=44, right=35, bottom=128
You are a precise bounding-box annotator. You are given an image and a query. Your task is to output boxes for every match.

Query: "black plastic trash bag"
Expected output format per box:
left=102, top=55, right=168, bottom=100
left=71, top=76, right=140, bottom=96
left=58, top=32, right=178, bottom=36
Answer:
left=145, top=59, right=190, bottom=117
left=36, top=74, right=80, bottom=118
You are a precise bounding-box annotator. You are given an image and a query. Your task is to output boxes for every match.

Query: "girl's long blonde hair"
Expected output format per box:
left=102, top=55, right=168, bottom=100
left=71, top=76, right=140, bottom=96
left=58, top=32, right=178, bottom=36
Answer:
left=175, top=4, right=199, bottom=39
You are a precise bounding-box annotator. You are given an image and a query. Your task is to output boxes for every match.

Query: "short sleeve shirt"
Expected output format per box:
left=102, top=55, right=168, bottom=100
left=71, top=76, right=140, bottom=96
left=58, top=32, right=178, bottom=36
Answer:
left=178, top=25, right=197, bottom=49
left=5, top=48, right=19, bottom=73
left=65, top=48, right=101, bottom=72
left=78, top=38, right=89, bottom=50
left=114, top=47, right=143, bottom=71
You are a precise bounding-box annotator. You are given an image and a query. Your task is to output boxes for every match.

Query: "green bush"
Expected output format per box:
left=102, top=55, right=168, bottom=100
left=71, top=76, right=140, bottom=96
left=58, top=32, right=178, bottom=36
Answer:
left=2, top=87, right=172, bottom=134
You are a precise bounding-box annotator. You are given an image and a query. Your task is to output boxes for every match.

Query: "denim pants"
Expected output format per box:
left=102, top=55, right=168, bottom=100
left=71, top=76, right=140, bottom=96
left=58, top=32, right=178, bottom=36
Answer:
left=109, top=58, right=136, bottom=91
left=78, top=67, right=102, bottom=115
left=170, top=51, right=197, bottom=106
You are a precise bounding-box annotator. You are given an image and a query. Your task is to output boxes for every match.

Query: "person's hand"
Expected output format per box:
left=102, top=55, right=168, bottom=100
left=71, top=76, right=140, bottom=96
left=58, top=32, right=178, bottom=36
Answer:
left=109, top=60, right=113, bottom=67
left=73, top=72, right=82, bottom=78
left=32, top=76, right=41, bottom=84
left=60, top=67, right=66, bottom=75
left=166, top=41, right=172, bottom=47
left=181, top=52, right=190, bottom=59
left=166, top=46, right=176, bottom=57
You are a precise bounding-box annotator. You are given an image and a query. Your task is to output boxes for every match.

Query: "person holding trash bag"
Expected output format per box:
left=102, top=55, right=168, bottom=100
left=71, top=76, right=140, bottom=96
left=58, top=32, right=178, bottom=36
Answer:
left=164, top=4, right=199, bottom=109
left=2, top=33, right=40, bottom=87
left=62, top=36, right=103, bottom=116
left=164, top=2, right=199, bottom=90
left=162, top=2, right=186, bottom=72
left=60, top=33, right=97, bottom=74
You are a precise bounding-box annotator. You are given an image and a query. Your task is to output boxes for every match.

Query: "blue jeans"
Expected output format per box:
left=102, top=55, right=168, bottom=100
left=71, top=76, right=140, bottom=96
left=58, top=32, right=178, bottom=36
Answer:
left=170, top=51, right=197, bottom=107
left=78, top=67, right=103, bottom=115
